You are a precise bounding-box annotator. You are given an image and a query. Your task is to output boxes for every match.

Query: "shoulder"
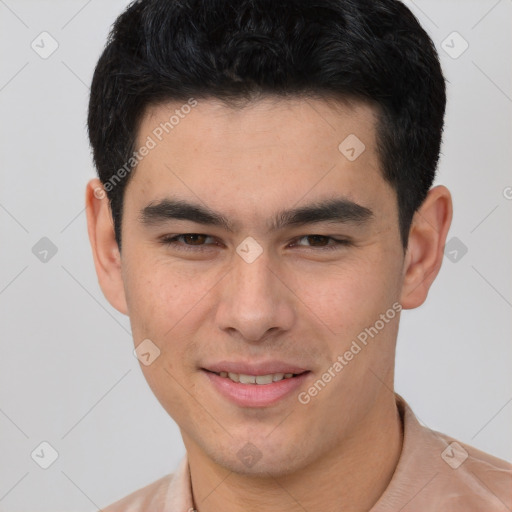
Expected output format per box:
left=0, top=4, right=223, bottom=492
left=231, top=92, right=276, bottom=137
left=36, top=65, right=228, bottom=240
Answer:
left=101, top=455, right=192, bottom=511
left=377, top=396, right=512, bottom=512
left=431, top=428, right=512, bottom=510
left=102, top=473, right=176, bottom=512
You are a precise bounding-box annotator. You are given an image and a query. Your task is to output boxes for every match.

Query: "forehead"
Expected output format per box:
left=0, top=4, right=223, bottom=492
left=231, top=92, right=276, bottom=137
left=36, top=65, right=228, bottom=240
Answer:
left=125, top=96, right=393, bottom=224
left=139, top=95, right=379, bottom=157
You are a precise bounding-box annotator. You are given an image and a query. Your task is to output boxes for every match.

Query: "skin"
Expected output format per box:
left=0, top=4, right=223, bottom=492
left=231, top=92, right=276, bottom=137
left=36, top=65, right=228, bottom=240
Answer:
left=86, top=96, right=452, bottom=512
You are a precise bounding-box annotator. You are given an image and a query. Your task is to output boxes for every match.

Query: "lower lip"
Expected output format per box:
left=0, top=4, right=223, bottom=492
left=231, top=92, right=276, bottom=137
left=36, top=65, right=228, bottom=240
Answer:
left=203, top=370, right=311, bottom=408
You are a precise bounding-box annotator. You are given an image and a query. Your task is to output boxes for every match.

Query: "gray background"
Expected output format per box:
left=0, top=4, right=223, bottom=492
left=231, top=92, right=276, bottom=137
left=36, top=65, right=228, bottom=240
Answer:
left=0, top=0, right=511, bottom=510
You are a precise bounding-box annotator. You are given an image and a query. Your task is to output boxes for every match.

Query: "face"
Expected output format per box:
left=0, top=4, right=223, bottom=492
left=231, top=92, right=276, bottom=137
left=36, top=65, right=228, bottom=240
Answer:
left=115, top=97, right=407, bottom=476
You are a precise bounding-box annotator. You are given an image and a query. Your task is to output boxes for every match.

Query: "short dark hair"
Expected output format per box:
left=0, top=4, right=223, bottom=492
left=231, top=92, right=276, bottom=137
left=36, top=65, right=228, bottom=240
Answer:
left=88, top=0, right=446, bottom=250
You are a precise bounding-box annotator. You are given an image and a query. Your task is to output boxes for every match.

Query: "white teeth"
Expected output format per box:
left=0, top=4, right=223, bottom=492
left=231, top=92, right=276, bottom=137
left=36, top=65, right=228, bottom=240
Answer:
left=218, top=371, right=297, bottom=384
left=239, top=374, right=256, bottom=384
left=255, top=374, right=273, bottom=385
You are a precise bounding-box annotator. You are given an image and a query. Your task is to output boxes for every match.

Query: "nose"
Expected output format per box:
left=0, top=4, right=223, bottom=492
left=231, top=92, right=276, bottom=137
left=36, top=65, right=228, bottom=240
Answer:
left=215, top=248, right=296, bottom=343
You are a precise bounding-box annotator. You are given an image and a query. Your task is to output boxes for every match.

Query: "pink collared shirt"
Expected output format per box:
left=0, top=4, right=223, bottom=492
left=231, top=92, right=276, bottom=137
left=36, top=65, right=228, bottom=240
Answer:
left=103, top=395, right=512, bottom=511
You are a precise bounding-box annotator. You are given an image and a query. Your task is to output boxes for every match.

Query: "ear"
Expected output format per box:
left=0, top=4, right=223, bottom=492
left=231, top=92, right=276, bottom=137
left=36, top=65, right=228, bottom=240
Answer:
left=85, top=178, right=128, bottom=315
left=400, top=185, right=453, bottom=309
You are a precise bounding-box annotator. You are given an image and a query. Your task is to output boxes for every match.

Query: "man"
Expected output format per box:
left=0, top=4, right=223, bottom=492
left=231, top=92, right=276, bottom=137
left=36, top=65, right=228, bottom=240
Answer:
left=85, top=0, right=512, bottom=510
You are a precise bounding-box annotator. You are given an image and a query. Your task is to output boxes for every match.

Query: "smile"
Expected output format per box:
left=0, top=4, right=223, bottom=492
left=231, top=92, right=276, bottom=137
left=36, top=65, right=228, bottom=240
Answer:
left=211, top=370, right=305, bottom=385
left=202, top=368, right=311, bottom=407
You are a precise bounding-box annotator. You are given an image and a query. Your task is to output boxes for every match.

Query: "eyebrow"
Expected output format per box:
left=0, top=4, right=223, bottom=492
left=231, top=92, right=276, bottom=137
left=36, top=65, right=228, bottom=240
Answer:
left=139, top=197, right=373, bottom=232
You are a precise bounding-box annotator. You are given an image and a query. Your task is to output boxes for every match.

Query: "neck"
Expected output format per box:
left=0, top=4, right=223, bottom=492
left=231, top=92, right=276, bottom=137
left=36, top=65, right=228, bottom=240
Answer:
left=187, top=392, right=403, bottom=512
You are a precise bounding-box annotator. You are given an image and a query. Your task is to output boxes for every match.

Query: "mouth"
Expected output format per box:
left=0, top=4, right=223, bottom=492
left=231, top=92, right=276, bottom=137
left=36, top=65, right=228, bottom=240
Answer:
left=201, top=365, right=312, bottom=407
left=203, top=369, right=309, bottom=385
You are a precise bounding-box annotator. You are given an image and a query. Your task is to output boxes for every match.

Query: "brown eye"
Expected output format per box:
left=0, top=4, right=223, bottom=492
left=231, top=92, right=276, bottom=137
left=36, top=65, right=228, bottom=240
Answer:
left=182, top=234, right=208, bottom=245
left=293, top=235, right=351, bottom=250
left=304, top=235, right=330, bottom=247
left=160, top=233, right=217, bottom=250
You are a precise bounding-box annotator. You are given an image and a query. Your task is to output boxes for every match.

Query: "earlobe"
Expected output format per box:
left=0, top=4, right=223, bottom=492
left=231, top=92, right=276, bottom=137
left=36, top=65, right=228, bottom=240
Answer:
left=400, top=185, right=453, bottom=309
left=85, top=178, right=129, bottom=315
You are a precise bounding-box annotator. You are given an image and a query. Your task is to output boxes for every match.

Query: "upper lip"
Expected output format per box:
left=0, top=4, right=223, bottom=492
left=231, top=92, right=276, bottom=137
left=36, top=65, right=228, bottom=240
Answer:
left=202, top=361, right=309, bottom=376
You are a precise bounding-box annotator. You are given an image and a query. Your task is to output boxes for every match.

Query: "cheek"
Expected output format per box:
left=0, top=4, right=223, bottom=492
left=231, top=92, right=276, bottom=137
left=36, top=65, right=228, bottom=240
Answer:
left=124, top=253, right=181, bottom=314
left=122, top=255, right=220, bottom=345
left=287, top=253, right=399, bottom=338
left=123, top=261, right=204, bottom=415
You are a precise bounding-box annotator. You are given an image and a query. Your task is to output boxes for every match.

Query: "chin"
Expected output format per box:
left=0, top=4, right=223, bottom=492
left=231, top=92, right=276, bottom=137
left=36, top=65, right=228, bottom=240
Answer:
left=207, top=441, right=311, bottom=478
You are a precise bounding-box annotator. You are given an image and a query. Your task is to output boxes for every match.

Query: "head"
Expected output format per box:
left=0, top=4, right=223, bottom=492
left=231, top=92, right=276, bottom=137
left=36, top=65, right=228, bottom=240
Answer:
left=86, top=0, right=452, bottom=477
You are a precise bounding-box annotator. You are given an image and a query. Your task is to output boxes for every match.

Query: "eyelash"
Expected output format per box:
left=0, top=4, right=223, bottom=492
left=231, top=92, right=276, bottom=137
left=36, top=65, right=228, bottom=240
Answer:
left=159, top=234, right=352, bottom=252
